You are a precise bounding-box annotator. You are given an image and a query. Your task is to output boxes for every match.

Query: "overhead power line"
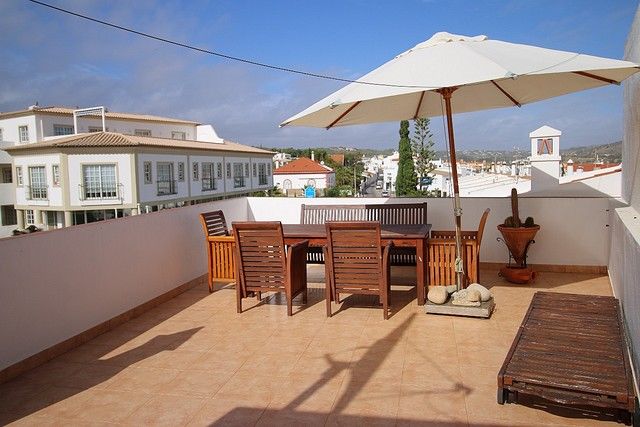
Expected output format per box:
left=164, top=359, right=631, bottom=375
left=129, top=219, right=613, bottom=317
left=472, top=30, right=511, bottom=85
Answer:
left=27, top=0, right=428, bottom=89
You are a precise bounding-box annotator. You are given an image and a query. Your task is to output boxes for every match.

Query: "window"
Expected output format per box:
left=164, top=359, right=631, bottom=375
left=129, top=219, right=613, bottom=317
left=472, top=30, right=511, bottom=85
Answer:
left=252, top=163, right=257, bottom=177
left=19, top=126, right=29, bottom=143
left=15, top=166, right=23, bottom=186
left=134, top=129, right=152, bottom=137
left=143, top=161, right=152, bottom=184
left=537, top=138, right=553, bottom=155
left=83, top=164, right=117, bottom=199
left=178, top=162, right=185, bottom=181
left=157, top=162, right=175, bottom=195
left=267, top=163, right=272, bottom=175
left=171, top=131, right=186, bottom=140
left=25, top=209, right=34, bottom=225
left=52, top=164, right=60, bottom=186
left=244, top=163, right=249, bottom=178
left=192, top=162, right=199, bottom=181
left=307, top=179, right=316, bottom=187
left=233, top=163, right=245, bottom=188
left=28, top=166, right=47, bottom=200
left=202, top=162, right=216, bottom=191
left=226, top=162, right=231, bottom=178
left=1, top=167, right=12, bottom=184
left=53, top=124, right=73, bottom=136
left=1, top=205, right=17, bottom=226
left=216, top=162, right=223, bottom=179
left=258, top=164, right=267, bottom=185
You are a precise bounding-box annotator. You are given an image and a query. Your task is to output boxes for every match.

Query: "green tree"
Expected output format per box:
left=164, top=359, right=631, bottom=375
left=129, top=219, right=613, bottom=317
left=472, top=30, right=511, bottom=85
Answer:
left=395, top=120, right=418, bottom=196
left=412, top=117, right=437, bottom=190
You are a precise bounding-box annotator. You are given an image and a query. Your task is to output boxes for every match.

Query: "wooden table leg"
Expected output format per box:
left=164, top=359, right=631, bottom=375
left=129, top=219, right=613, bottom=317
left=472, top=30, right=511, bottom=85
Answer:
left=416, top=238, right=427, bottom=305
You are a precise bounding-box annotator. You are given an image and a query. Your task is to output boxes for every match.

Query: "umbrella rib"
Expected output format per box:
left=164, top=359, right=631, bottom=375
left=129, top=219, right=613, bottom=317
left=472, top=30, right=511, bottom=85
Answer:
left=326, top=101, right=361, bottom=129
left=413, top=91, right=426, bottom=119
left=490, top=80, right=521, bottom=107
left=572, top=71, right=619, bottom=85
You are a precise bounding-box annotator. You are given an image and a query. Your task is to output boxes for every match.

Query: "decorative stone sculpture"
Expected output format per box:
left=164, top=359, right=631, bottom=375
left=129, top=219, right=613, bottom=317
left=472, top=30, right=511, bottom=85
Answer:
left=427, top=286, right=448, bottom=304
left=467, top=283, right=492, bottom=302
left=466, top=289, right=481, bottom=302
left=451, top=289, right=481, bottom=307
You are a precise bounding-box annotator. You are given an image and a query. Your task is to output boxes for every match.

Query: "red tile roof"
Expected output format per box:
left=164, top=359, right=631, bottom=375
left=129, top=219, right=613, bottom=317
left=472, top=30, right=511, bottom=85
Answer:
left=273, top=157, right=333, bottom=174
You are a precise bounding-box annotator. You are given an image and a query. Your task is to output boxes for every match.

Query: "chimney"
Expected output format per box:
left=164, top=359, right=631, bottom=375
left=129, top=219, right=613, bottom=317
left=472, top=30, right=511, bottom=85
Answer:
left=311, top=151, right=315, bottom=161
left=567, top=159, right=574, bottom=176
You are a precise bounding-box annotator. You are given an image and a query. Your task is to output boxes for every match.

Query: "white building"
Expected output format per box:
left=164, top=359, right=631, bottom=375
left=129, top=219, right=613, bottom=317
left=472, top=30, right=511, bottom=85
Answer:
left=272, top=152, right=292, bottom=169
left=0, top=106, right=273, bottom=234
left=273, top=157, right=335, bottom=195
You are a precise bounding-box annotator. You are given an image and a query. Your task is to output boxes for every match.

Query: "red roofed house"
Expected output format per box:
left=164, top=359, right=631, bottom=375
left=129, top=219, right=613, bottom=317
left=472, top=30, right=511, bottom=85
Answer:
left=273, top=157, right=335, bottom=194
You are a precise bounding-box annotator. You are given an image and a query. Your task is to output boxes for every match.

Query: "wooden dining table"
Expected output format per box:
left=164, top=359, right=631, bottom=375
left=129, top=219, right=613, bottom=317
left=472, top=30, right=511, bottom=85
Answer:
left=282, top=223, right=432, bottom=305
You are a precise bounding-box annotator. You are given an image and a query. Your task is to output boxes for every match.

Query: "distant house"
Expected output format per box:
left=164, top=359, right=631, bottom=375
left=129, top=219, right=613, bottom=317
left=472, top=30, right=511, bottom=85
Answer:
left=0, top=106, right=273, bottom=233
left=273, top=157, right=335, bottom=195
left=329, top=153, right=345, bottom=166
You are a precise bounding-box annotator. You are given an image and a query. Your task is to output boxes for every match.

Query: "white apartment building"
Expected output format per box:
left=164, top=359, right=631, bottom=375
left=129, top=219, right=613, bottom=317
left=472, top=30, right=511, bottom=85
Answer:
left=0, top=106, right=273, bottom=234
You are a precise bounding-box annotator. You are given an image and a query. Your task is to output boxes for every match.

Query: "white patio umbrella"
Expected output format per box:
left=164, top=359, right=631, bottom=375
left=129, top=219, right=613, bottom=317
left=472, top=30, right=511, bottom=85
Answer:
left=280, top=32, right=640, bottom=290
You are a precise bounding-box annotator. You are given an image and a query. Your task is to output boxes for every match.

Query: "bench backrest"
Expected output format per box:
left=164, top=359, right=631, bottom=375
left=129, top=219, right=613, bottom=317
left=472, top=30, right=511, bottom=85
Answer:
left=301, top=202, right=427, bottom=225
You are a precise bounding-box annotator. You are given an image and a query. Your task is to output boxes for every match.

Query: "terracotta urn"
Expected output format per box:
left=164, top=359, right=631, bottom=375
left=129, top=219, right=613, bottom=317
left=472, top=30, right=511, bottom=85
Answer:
left=497, top=224, right=540, bottom=265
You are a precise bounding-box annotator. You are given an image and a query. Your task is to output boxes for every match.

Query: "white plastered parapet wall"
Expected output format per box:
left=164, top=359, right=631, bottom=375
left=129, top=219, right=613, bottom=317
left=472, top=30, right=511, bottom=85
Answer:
left=610, top=3, right=640, bottom=391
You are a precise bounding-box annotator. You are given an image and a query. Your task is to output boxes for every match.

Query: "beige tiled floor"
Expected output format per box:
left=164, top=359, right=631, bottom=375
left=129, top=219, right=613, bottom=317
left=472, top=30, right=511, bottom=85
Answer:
left=0, top=266, right=624, bottom=426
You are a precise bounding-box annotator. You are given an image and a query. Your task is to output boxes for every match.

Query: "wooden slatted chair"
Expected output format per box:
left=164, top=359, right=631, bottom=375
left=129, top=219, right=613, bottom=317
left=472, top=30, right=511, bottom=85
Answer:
left=232, top=221, right=309, bottom=316
left=324, top=221, right=393, bottom=320
left=428, top=208, right=490, bottom=287
left=199, top=210, right=235, bottom=292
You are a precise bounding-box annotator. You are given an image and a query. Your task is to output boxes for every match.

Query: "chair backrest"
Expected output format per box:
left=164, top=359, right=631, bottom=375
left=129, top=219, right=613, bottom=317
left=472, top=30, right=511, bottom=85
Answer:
left=366, top=202, right=428, bottom=225
left=325, top=221, right=383, bottom=291
left=232, top=221, right=287, bottom=291
left=476, top=208, right=491, bottom=249
left=200, top=210, right=229, bottom=237
left=300, top=204, right=368, bottom=224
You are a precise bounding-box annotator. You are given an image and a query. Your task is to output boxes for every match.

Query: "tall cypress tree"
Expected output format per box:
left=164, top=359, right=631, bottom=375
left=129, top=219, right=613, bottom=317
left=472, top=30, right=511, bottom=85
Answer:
left=395, top=120, right=418, bottom=196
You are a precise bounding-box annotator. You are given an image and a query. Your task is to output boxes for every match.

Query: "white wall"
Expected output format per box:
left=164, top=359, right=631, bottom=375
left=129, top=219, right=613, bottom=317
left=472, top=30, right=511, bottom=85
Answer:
left=0, top=115, right=38, bottom=143
left=0, top=197, right=248, bottom=371
left=247, top=196, right=611, bottom=267
left=138, top=153, right=189, bottom=203
left=624, top=6, right=640, bottom=209
left=273, top=172, right=333, bottom=190
left=69, top=153, right=133, bottom=206
left=38, top=115, right=198, bottom=141
left=611, top=5, right=640, bottom=384
left=14, top=154, right=63, bottom=207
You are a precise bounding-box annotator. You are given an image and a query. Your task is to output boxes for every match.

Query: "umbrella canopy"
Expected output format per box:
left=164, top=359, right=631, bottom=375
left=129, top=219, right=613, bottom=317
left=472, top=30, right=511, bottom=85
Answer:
left=281, top=33, right=639, bottom=128
left=280, top=32, right=640, bottom=289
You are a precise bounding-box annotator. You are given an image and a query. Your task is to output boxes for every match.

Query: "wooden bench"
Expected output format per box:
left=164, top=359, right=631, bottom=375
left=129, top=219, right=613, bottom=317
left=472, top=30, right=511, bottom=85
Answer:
left=498, top=292, right=637, bottom=425
left=300, top=202, right=428, bottom=265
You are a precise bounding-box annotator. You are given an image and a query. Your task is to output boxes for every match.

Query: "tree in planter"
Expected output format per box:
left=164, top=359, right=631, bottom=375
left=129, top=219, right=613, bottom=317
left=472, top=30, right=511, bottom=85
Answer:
left=412, top=117, right=437, bottom=190
left=395, top=120, right=418, bottom=196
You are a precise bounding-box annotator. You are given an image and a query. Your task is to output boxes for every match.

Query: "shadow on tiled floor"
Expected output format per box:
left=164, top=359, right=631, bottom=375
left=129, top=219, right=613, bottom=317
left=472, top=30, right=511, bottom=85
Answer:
left=0, top=266, right=620, bottom=426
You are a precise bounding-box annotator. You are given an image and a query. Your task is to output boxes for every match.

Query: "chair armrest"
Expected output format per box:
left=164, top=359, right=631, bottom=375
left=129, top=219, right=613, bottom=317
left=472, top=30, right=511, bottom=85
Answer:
left=207, top=235, right=235, bottom=243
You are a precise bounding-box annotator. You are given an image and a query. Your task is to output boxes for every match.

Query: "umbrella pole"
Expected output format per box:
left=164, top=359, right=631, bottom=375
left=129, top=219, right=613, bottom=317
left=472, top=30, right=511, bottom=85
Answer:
left=439, top=87, right=464, bottom=292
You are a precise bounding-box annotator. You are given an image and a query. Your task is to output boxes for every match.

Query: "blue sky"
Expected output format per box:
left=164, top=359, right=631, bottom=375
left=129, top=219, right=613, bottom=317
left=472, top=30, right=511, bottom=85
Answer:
left=1, top=0, right=637, bottom=151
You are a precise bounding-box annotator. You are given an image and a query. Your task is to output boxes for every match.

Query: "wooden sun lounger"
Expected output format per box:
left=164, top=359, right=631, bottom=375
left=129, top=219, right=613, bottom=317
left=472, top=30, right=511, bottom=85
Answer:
left=498, top=291, right=637, bottom=425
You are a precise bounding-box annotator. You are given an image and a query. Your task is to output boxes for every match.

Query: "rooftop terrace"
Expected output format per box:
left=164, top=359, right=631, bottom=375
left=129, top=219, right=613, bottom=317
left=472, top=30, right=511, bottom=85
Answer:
left=0, top=265, right=619, bottom=426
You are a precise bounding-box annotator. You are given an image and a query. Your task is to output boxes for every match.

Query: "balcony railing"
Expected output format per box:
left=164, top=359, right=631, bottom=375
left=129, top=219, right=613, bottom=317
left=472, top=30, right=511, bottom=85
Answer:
left=201, top=177, right=217, bottom=192
left=25, top=185, right=48, bottom=200
left=157, top=179, right=177, bottom=196
left=233, top=176, right=246, bottom=188
left=79, top=183, right=123, bottom=201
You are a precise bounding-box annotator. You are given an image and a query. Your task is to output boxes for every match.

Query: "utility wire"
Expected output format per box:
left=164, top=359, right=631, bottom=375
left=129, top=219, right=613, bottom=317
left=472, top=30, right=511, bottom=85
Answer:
left=27, top=0, right=433, bottom=89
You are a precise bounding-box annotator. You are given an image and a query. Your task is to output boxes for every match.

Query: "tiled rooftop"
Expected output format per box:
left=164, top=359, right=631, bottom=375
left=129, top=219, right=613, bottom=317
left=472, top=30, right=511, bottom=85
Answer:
left=0, top=266, right=619, bottom=426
